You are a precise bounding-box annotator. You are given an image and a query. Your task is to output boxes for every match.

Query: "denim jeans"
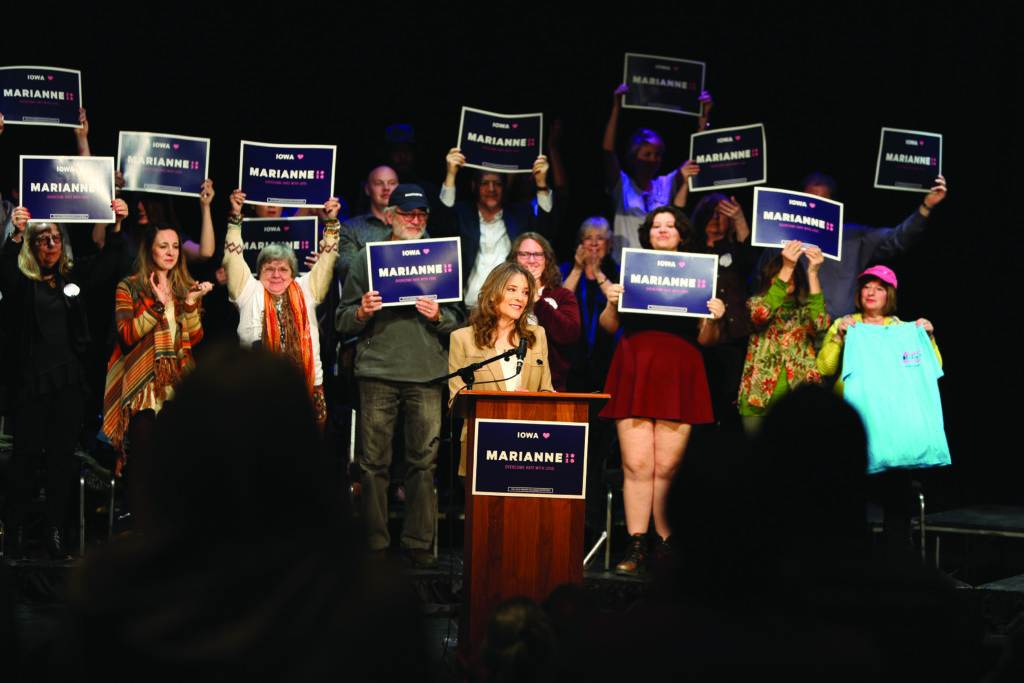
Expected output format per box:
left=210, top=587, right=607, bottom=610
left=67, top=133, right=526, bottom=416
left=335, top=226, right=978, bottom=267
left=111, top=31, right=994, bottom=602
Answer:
left=357, top=379, right=441, bottom=551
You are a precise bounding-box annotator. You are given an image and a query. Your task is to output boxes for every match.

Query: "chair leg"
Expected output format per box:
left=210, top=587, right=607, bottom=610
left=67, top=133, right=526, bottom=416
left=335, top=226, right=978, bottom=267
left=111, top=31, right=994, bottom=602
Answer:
left=108, top=478, right=117, bottom=540
left=918, top=490, right=926, bottom=562
left=433, top=485, right=439, bottom=560
left=79, top=473, right=86, bottom=556
left=605, top=489, right=613, bottom=571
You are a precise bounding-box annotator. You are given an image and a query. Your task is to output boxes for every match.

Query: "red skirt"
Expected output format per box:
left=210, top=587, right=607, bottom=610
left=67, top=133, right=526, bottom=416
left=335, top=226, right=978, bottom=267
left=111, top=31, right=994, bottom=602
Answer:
left=599, top=330, right=714, bottom=424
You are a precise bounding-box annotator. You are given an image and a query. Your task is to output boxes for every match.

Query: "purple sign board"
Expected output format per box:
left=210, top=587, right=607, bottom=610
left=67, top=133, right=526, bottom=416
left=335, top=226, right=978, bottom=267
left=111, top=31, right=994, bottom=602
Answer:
left=618, top=248, right=719, bottom=318
left=118, top=131, right=210, bottom=197
left=622, top=53, right=705, bottom=116
left=20, top=156, right=114, bottom=223
left=688, top=123, right=766, bottom=191
left=874, top=127, right=942, bottom=193
left=238, top=140, right=336, bottom=207
left=472, top=418, right=588, bottom=499
left=367, top=237, right=462, bottom=306
left=241, top=217, right=318, bottom=275
left=0, top=66, right=81, bottom=128
left=751, top=187, right=844, bottom=261
left=457, top=107, right=542, bottom=174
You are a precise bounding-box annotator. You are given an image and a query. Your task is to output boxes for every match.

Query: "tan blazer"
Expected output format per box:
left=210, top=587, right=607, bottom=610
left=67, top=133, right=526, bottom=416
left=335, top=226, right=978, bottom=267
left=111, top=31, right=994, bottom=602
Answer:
left=448, top=324, right=555, bottom=475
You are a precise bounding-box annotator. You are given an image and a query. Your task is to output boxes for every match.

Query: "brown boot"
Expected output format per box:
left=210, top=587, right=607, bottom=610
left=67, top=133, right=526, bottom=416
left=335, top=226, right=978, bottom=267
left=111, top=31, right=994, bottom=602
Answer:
left=614, top=533, right=648, bottom=576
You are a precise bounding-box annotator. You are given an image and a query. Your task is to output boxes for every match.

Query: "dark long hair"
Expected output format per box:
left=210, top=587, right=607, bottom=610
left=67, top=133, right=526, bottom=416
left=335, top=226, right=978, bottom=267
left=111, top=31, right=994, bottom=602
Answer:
left=468, top=262, right=537, bottom=350
left=756, top=253, right=810, bottom=305
left=688, top=192, right=731, bottom=252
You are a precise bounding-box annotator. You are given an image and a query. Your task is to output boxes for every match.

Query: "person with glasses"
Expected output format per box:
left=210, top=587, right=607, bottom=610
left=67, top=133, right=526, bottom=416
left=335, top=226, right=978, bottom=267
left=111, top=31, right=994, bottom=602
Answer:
left=435, top=147, right=555, bottom=308
left=505, top=232, right=579, bottom=390
left=2, top=202, right=128, bottom=559
left=222, top=189, right=342, bottom=427
left=336, top=185, right=463, bottom=568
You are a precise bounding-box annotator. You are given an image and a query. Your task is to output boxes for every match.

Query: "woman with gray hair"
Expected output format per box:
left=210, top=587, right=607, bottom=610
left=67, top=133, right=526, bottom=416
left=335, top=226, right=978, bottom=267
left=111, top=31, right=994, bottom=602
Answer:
left=223, top=189, right=342, bottom=426
left=1, top=201, right=128, bottom=559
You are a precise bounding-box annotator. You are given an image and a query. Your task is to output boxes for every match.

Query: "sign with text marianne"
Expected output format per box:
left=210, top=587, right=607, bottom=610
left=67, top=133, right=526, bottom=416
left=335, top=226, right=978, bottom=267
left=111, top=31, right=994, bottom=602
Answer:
left=457, top=107, right=542, bottom=173
left=0, top=66, right=82, bottom=128
left=241, top=217, right=318, bottom=274
left=874, top=127, right=942, bottom=193
left=367, top=237, right=462, bottom=306
left=118, top=131, right=210, bottom=197
left=238, top=141, right=336, bottom=207
left=622, top=53, right=706, bottom=116
left=20, top=156, right=114, bottom=223
left=618, top=248, right=719, bottom=318
left=752, top=187, right=844, bottom=261
left=688, top=123, right=766, bottom=191
left=472, top=418, right=588, bottom=499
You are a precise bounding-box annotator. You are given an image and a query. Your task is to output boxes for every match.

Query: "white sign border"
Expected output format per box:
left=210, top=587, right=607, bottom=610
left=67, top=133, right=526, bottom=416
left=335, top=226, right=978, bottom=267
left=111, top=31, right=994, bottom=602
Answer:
left=0, top=65, right=83, bottom=129
left=751, top=186, right=844, bottom=262
left=366, top=236, right=464, bottom=307
left=687, top=122, right=767, bottom=192
left=617, top=247, right=720, bottom=318
left=456, top=106, right=544, bottom=175
left=621, top=52, right=707, bottom=117
left=240, top=216, right=320, bottom=275
left=237, top=140, right=338, bottom=207
left=19, top=154, right=115, bottom=224
left=471, top=417, right=589, bottom=500
left=873, top=126, right=943, bottom=194
left=117, top=131, right=212, bottom=198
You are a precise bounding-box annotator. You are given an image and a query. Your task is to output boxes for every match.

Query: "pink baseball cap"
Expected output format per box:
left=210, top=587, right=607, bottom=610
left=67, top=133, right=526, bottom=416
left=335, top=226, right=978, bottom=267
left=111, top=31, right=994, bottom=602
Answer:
left=857, top=265, right=898, bottom=289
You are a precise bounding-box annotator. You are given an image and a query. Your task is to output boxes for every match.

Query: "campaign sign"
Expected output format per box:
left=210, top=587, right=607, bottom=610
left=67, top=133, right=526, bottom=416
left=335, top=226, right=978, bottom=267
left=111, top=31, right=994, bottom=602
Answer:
left=874, top=127, right=942, bottom=193
left=618, top=249, right=718, bottom=318
left=457, top=107, right=542, bottom=174
left=622, top=53, right=706, bottom=116
left=0, top=66, right=82, bottom=128
left=118, top=131, right=210, bottom=197
left=20, top=156, right=114, bottom=223
left=367, top=237, right=462, bottom=306
left=688, top=123, right=766, bottom=191
left=472, top=418, right=588, bottom=499
left=752, top=187, right=843, bottom=261
left=240, top=217, right=318, bottom=274
left=238, top=141, right=336, bottom=207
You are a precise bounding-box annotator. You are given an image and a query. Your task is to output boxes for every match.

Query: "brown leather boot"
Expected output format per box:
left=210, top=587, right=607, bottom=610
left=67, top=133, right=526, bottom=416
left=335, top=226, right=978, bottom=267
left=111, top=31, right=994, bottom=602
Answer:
left=614, top=533, right=648, bottom=576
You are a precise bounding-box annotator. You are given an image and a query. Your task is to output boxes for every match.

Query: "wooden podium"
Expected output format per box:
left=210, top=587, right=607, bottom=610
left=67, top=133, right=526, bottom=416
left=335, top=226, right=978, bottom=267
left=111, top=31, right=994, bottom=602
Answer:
left=452, top=390, right=609, bottom=655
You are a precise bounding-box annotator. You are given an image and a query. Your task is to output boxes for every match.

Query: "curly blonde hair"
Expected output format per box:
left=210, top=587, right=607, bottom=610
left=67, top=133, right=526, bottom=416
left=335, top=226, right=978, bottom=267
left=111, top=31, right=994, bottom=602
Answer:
left=468, top=262, right=537, bottom=350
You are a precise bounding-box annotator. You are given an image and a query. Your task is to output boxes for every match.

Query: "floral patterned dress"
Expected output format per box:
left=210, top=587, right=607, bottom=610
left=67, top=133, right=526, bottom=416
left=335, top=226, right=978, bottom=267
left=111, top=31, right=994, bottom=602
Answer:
left=738, top=277, right=831, bottom=415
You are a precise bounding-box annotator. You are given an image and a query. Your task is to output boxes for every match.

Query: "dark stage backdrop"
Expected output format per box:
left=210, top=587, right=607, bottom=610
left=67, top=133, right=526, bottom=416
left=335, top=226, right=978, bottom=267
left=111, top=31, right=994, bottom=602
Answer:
left=3, top=7, right=1016, bottom=503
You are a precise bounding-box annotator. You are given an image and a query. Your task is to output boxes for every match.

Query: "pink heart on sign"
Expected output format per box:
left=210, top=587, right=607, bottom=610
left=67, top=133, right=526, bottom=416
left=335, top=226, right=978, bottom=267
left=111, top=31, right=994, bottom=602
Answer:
left=511, top=123, right=518, bottom=128
left=296, top=153, right=305, bottom=160
left=283, top=225, right=290, bottom=231
left=809, top=202, right=816, bottom=208
left=542, top=432, right=550, bottom=439
left=422, top=248, right=430, bottom=254
left=172, top=143, right=180, bottom=150
left=735, top=135, right=742, bottom=140
left=47, top=75, right=54, bottom=81
left=678, top=261, right=686, bottom=268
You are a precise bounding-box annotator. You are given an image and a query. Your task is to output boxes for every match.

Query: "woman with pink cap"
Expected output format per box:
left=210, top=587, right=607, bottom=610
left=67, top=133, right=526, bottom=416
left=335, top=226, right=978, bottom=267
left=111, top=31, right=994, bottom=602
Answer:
left=817, top=264, right=939, bottom=391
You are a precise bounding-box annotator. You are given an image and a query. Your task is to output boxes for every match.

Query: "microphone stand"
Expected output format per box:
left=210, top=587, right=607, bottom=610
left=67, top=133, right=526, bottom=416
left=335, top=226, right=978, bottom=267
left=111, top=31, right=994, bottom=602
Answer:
left=430, top=346, right=519, bottom=390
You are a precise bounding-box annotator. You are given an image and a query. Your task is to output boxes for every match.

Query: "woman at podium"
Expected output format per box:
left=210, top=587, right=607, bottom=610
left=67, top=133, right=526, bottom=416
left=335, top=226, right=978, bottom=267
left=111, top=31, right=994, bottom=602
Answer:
left=449, top=262, right=554, bottom=475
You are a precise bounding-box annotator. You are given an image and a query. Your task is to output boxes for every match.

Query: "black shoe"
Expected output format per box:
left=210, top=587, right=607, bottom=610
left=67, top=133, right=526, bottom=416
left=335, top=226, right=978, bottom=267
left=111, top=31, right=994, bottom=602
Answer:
left=46, top=526, right=73, bottom=561
left=403, top=547, right=438, bottom=570
left=3, top=525, right=26, bottom=560
left=614, top=533, right=648, bottom=576
left=651, top=535, right=674, bottom=569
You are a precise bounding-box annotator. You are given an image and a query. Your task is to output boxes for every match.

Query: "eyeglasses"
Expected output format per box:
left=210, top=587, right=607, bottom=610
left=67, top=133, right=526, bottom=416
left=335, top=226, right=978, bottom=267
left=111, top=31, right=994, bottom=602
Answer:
left=32, top=233, right=63, bottom=246
left=395, top=209, right=429, bottom=223
left=516, top=251, right=545, bottom=261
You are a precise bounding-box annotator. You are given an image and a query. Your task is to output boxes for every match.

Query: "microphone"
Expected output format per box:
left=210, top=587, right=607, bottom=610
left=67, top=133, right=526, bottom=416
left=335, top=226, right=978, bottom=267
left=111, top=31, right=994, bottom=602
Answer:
left=515, top=337, right=528, bottom=375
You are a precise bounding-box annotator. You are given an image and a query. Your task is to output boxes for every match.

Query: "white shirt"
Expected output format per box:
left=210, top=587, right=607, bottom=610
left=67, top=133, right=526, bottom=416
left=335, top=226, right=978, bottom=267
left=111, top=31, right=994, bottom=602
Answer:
left=439, top=185, right=554, bottom=307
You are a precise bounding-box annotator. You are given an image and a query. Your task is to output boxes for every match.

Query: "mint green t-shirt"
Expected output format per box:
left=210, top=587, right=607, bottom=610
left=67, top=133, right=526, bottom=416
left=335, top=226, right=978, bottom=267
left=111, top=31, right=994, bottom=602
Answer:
left=842, top=323, right=950, bottom=474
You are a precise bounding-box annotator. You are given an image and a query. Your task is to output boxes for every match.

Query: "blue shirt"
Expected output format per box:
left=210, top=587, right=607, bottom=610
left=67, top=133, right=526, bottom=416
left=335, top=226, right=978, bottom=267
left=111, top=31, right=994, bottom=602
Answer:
left=842, top=323, right=950, bottom=474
